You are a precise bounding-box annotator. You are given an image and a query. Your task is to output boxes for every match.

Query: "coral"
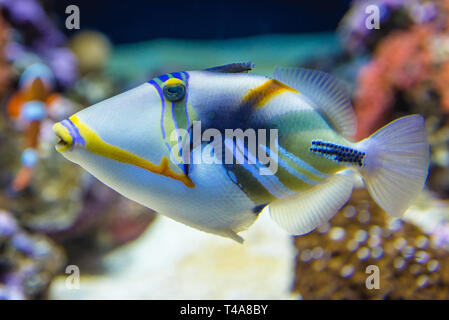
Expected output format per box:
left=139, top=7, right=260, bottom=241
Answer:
left=293, top=189, right=449, bottom=299
left=340, top=0, right=449, bottom=196
left=339, top=1, right=449, bottom=138
left=0, top=7, right=153, bottom=285
left=0, top=209, right=65, bottom=299
left=0, top=0, right=78, bottom=88
left=339, top=0, right=437, bottom=54
left=353, top=25, right=433, bottom=139
left=0, top=125, right=155, bottom=275
left=40, top=179, right=156, bottom=248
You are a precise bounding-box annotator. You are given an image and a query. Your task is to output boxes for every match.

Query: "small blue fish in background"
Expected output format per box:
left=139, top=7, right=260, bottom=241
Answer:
left=53, top=62, right=430, bottom=243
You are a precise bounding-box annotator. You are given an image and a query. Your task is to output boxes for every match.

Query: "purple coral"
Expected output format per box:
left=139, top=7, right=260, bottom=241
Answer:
left=0, top=210, right=65, bottom=300
left=0, top=210, right=18, bottom=237
left=0, top=0, right=65, bottom=48
left=11, top=233, right=35, bottom=255
left=0, top=0, right=78, bottom=88
left=339, top=0, right=438, bottom=53
left=432, top=223, right=449, bottom=249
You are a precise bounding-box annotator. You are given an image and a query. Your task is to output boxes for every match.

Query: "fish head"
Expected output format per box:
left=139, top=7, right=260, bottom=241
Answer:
left=53, top=81, right=171, bottom=170
left=53, top=74, right=196, bottom=191
left=53, top=69, right=269, bottom=180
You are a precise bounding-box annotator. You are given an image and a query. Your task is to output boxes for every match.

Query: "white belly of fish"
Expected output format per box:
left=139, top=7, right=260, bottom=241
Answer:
left=69, top=147, right=257, bottom=237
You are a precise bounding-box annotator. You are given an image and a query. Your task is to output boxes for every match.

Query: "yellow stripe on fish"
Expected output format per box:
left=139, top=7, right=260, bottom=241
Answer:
left=241, top=79, right=298, bottom=109
left=69, top=115, right=195, bottom=188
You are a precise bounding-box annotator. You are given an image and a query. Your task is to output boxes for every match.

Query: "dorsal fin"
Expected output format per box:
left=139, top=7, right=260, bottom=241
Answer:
left=204, top=62, right=254, bottom=73
left=273, top=67, right=357, bottom=138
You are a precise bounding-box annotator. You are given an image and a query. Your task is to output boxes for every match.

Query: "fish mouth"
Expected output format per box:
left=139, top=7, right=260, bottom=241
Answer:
left=53, top=122, right=73, bottom=153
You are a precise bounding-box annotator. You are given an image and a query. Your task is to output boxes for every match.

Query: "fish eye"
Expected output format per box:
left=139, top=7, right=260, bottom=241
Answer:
left=163, top=83, right=186, bottom=101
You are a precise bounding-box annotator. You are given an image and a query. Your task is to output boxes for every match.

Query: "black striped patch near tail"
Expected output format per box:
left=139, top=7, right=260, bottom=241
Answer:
left=310, top=141, right=365, bottom=167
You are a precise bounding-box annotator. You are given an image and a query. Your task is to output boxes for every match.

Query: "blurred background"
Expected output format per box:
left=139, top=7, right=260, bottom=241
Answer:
left=1, top=0, right=449, bottom=300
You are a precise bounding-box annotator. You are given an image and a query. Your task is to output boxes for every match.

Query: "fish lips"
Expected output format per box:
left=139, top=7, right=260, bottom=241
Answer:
left=53, top=122, right=73, bottom=153
left=53, top=118, right=85, bottom=153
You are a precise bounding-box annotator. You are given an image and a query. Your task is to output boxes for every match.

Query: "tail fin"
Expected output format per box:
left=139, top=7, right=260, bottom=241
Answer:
left=357, top=115, right=430, bottom=217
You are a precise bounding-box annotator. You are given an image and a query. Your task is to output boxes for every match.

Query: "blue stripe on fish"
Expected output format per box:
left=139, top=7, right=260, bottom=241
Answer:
left=61, top=118, right=85, bottom=149
left=277, top=157, right=319, bottom=185
left=226, top=138, right=295, bottom=199
left=277, top=144, right=329, bottom=178
left=165, top=141, right=180, bottom=165
left=179, top=71, right=191, bottom=159
left=171, top=72, right=183, bottom=80
left=171, top=100, right=183, bottom=155
left=149, top=72, right=191, bottom=175
left=158, top=74, right=169, bottom=82
left=227, top=170, right=239, bottom=185
left=259, top=144, right=319, bottom=185
left=240, top=162, right=293, bottom=198
left=183, top=72, right=190, bottom=127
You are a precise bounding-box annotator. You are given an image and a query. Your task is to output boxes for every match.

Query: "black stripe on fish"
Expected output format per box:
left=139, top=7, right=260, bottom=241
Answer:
left=252, top=203, right=268, bottom=215
left=310, top=140, right=366, bottom=167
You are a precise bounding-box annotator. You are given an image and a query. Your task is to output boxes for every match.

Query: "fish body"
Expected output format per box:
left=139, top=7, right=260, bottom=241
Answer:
left=53, top=63, right=430, bottom=242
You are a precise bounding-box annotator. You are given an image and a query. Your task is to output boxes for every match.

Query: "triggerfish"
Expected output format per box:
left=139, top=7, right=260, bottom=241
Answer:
left=53, top=62, right=430, bottom=243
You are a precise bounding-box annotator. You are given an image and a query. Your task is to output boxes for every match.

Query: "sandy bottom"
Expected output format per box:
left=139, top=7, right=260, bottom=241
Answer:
left=49, top=208, right=298, bottom=299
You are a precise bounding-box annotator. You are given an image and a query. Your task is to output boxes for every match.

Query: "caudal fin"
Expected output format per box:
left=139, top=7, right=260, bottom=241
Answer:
left=358, top=115, right=430, bottom=217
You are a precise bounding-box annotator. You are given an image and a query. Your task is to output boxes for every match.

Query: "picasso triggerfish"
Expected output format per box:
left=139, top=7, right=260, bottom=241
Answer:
left=53, top=62, right=430, bottom=243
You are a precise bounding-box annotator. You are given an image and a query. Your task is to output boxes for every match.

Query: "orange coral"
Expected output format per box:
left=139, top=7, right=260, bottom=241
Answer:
left=354, top=61, right=395, bottom=140
left=354, top=26, right=433, bottom=139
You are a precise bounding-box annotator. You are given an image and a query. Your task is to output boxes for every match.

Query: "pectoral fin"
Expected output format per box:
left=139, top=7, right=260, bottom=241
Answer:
left=269, top=174, right=354, bottom=235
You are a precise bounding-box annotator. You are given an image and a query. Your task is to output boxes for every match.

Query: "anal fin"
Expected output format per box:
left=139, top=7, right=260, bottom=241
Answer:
left=269, top=174, right=354, bottom=235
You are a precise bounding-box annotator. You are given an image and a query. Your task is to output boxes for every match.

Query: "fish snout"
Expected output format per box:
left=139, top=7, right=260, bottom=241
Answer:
left=53, top=118, right=84, bottom=153
left=53, top=122, right=72, bottom=152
